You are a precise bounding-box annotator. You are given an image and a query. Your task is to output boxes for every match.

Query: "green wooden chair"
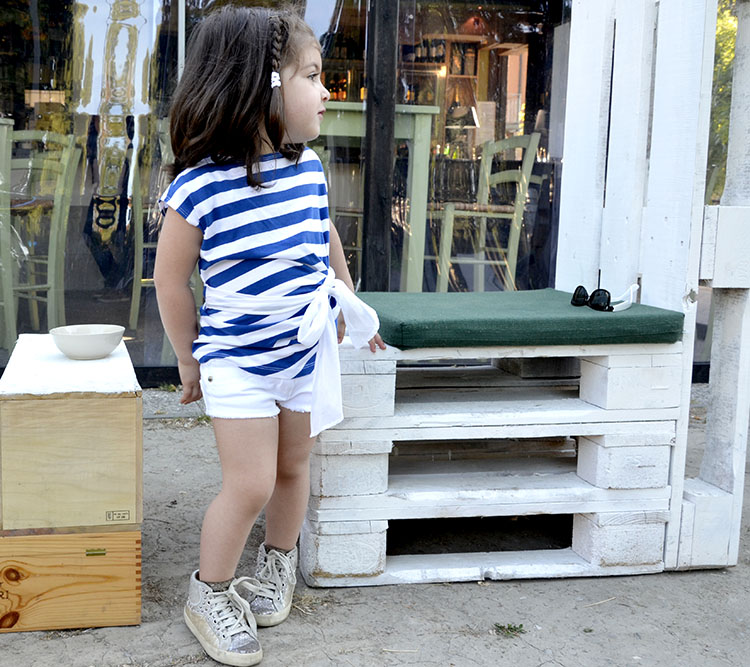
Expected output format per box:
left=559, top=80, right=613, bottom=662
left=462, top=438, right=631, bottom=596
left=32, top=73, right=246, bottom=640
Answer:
left=0, top=118, right=81, bottom=350
left=425, top=132, right=541, bottom=292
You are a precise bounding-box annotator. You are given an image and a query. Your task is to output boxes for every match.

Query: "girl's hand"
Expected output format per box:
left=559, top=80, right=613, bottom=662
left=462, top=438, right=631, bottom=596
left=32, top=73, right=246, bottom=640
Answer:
left=337, top=311, right=347, bottom=343
left=178, top=359, right=202, bottom=404
left=369, top=333, right=386, bottom=353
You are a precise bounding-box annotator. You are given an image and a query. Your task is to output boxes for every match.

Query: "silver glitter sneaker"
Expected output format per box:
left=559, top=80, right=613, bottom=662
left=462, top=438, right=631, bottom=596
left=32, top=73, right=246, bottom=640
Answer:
left=183, top=571, right=263, bottom=667
left=246, top=544, right=298, bottom=627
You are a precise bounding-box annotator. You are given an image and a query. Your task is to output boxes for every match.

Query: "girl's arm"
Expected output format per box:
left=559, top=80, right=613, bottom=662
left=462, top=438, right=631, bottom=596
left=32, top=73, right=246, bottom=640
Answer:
left=154, top=207, right=204, bottom=404
left=328, top=221, right=385, bottom=352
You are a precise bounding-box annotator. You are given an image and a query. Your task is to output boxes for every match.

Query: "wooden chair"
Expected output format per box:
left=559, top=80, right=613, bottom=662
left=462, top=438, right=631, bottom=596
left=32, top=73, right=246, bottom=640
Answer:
left=426, top=132, right=540, bottom=292
left=0, top=118, right=81, bottom=350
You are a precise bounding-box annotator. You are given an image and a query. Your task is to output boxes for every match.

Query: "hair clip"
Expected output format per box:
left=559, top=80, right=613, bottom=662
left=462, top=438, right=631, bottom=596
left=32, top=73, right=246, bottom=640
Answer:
left=270, top=71, right=281, bottom=89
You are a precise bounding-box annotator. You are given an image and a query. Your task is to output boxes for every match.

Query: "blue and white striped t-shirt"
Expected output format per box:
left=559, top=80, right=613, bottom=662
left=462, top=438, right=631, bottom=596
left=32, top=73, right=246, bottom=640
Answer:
left=159, top=148, right=330, bottom=378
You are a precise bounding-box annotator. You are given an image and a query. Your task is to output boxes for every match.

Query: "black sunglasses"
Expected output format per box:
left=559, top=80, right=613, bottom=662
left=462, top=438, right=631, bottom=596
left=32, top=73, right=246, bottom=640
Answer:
left=571, top=285, right=614, bottom=311
left=571, top=283, right=639, bottom=312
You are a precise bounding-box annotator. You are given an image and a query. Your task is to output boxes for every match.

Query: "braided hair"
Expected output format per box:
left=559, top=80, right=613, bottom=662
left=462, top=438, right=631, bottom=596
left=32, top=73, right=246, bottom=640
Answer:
left=168, top=5, right=317, bottom=187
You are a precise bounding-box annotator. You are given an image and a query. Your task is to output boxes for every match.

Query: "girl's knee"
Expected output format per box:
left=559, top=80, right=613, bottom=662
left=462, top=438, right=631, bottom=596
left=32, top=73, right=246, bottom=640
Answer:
left=223, top=477, right=275, bottom=514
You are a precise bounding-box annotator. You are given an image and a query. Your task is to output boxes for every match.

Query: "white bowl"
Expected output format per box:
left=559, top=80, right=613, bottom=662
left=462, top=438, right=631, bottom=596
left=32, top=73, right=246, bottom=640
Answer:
left=49, top=324, right=125, bottom=360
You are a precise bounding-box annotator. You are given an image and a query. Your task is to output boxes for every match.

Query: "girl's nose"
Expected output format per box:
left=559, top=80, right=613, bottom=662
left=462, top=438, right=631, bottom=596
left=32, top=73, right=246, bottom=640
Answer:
left=322, top=85, right=330, bottom=101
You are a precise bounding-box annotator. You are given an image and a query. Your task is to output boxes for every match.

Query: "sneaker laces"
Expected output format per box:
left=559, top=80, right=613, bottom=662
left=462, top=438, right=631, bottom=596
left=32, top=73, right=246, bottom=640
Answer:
left=255, top=550, right=295, bottom=606
left=209, top=585, right=255, bottom=642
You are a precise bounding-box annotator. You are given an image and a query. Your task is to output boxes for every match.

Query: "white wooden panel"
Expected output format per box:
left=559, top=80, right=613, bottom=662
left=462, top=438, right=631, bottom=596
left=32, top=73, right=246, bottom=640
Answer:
left=681, top=478, right=733, bottom=566
left=676, top=498, right=696, bottom=569
left=599, top=0, right=656, bottom=294
left=299, top=518, right=387, bottom=579
left=700, top=205, right=718, bottom=281
left=572, top=512, right=665, bottom=566
left=722, top=1, right=750, bottom=206
left=647, top=0, right=718, bottom=571
left=583, top=426, right=675, bottom=448
left=555, top=0, right=616, bottom=291
left=640, top=0, right=714, bottom=311
left=341, top=372, right=395, bottom=418
left=339, top=341, right=682, bottom=362
left=313, top=439, right=393, bottom=456
left=579, top=360, right=682, bottom=409
left=301, top=549, right=663, bottom=587
left=711, top=206, right=750, bottom=288
left=308, top=461, right=671, bottom=521
left=699, top=289, right=750, bottom=566
left=577, top=439, right=671, bottom=489
left=309, top=451, right=388, bottom=497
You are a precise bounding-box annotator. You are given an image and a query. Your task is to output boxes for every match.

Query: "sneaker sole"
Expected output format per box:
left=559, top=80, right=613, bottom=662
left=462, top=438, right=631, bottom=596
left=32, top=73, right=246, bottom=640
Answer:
left=253, top=603, right=292, bottom=627
left=184, top=606, right=263, bottom=666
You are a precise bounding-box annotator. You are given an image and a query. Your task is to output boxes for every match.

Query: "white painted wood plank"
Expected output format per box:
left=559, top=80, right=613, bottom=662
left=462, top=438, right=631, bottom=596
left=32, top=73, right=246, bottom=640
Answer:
left=640, top=0, right=713, bottom=311
left=321, top=418, right=679, bottom=444
left=323, top=385, right=680, bottom=442
left=651, top=0, right=718, bottom=571
left=579, top=510, right=670, bottom=526
left=711, top=206, right=750, bottom=288
left=675, top=497, right=696, bottom=569
left=681, top=477, right=733, bottom=566
left=308, top=464, right=671, bottom=521
left=556, top=0, right=616, bottom=291
left=599, top=0, right=656, bottom=294
left=699, top=289, right=750, bottom=566
left=572, top=512, right=665, bottom=565
left=341, top=343, right=682, bottom=364
left=700, top=205, right=718, bottom=281
left=300, top=549, right=664, bottom=587
left=396, top=365, right=579, bottom=390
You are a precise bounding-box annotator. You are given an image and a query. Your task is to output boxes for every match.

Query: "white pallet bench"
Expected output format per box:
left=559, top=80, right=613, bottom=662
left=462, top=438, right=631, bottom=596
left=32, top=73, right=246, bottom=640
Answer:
left=301, top=291, right=684, bottom=586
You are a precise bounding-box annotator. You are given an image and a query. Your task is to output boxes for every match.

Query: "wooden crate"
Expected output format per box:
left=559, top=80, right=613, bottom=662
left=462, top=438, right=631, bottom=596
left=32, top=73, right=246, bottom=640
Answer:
left=0, top=335, right=142, bottom=530
left=0, top=530, right=141, bottom=632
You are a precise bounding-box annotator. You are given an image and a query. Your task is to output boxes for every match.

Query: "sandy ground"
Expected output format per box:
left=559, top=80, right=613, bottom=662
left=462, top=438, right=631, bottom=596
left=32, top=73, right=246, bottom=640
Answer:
left=3, top=384, right=749, bottom=667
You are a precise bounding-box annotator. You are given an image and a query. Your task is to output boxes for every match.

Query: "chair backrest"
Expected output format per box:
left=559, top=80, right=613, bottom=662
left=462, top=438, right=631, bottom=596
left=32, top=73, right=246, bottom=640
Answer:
left=475, top=132, right=541, bottom=206
left=476, top=132, right=540, bottom=283
left=9, top=130, right=79, bottom=271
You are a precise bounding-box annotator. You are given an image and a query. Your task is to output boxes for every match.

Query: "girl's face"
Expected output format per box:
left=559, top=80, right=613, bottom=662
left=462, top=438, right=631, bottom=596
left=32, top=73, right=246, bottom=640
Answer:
left=280, top=43, right=330, bottom=144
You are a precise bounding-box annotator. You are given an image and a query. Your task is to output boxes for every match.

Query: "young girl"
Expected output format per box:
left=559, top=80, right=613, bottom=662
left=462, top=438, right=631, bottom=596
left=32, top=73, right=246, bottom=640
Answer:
left=154, top=7, right=384, bottom=666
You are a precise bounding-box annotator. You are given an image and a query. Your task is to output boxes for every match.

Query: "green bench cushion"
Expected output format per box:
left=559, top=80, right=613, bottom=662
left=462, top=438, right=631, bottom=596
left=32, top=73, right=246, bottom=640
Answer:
left=358, top=289, right=684, bottom=349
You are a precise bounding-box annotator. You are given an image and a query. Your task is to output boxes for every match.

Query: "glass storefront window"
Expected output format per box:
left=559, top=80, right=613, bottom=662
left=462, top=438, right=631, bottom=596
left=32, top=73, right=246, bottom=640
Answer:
left=395, top=1, right=570, bottom=293
left=0, top=1, right=577, bottom=369
left=1, top=0, right=177, bottom=367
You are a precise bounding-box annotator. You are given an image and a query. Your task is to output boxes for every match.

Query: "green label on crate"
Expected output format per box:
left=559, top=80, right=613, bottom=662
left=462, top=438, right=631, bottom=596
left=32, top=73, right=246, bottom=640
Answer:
left=85, top=548, right=107, bottom=557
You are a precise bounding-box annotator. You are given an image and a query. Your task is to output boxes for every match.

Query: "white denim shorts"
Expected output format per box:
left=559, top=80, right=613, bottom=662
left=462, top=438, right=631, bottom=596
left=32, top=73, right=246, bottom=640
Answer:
left=200, top=361, right=313, bottom=419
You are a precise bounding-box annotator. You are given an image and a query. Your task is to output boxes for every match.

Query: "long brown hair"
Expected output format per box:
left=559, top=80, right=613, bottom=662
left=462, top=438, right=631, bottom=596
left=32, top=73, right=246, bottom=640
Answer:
left=168, top=5, right=318, bottom=187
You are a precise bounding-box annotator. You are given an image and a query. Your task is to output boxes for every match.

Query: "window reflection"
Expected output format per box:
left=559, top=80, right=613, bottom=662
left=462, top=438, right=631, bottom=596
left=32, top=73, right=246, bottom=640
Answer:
left=0, top=0, right=570, bottom=367
left=0, top=1, right=176, bottom=365
left=398, top=1, right=570, bottom=293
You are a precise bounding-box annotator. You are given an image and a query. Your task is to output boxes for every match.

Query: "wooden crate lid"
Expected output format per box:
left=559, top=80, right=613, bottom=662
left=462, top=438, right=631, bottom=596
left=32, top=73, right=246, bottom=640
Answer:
left=0, top=334, right=141, bottom=399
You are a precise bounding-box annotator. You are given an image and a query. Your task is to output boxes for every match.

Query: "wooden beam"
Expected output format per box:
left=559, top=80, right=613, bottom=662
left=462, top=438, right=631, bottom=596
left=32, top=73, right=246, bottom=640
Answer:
left=362, top=0, right=398, bottom=291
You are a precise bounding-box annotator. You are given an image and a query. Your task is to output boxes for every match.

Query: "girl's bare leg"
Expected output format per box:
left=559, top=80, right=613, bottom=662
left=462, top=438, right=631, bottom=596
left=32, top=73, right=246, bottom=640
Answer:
left=262, top=408, right=317, bottom=550
left=199, top=416, right=279, bottom=582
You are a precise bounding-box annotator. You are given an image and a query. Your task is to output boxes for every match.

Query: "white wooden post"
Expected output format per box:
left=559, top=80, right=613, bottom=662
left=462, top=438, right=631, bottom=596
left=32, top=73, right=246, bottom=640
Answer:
left=681, top=0, right=750, bottom=568
left=555, top=0, right=615, bottom=292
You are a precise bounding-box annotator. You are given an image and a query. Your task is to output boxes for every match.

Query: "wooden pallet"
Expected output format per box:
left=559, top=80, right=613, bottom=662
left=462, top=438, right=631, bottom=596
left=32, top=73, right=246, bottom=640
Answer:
left=300, top=342, right=682, bottom=586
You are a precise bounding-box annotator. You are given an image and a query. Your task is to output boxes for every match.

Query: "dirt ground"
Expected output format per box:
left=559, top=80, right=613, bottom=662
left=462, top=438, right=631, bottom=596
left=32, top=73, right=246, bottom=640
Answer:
left=3, top=384, right=750, bottom=667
